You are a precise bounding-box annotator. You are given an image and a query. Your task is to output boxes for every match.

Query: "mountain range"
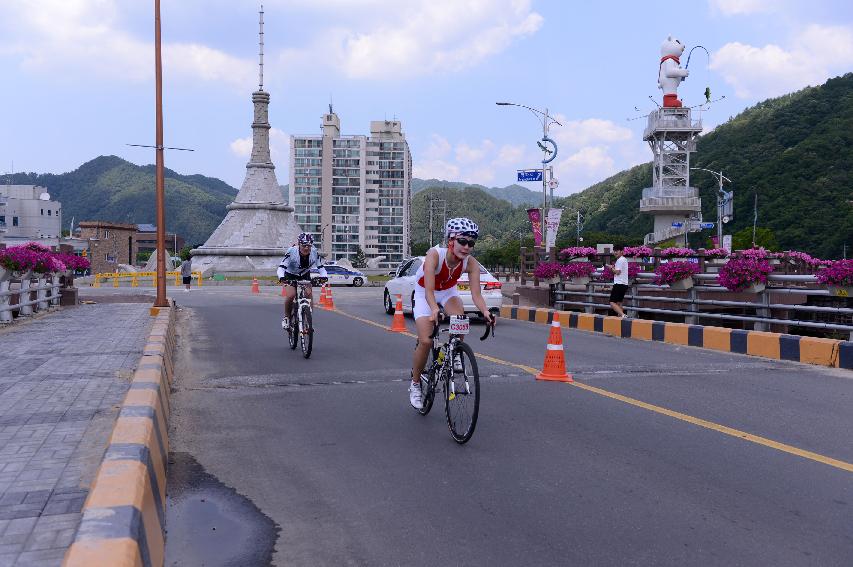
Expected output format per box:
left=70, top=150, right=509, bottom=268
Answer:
left=5, top=73, right=851, bottom=258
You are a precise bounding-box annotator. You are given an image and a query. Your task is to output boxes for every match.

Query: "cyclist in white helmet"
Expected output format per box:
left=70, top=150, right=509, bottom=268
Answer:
left=408, top=217, right=495, bottom=409
left=277, top=233, right=327, bottom=330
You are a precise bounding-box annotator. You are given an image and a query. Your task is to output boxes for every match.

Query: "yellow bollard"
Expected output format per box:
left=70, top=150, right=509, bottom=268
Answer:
left=151, top=272, right=156, bottom=288
left=131, top=274, right=138, bottom=287
left=93, top=275, right=101, bottom=288
left=195, top=272, right=202, bottom=288
left=112, top=273, right=119, bottom=288
left=174, top=271, right=180, bottom=286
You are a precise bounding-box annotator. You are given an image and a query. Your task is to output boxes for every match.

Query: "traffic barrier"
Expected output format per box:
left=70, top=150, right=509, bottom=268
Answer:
left=251, top=277, right=260, bottom=294
left=63, top=301, right=176, bottom=567
left=324, top=285, right=335, bottom=310
left=498, top=305, right=853, bottom=370
left=389, top=294, right=407, bottom=333
left=536, top=312, right=573, bottom=382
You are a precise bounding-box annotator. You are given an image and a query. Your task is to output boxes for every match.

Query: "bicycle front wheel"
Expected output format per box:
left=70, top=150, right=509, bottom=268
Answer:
left=287, top=304, right=298, bottom=350
left=300, top=304, right=313, bottom=358
left=444, top=342, right=480, bottom=444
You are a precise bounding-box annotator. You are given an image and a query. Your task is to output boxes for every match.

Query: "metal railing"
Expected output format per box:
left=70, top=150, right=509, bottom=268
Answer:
left=0, top=274, right=62, bottom=324
left=554, top=272, right=853, bottom=340
left=92, top=271, right=203, bottom=288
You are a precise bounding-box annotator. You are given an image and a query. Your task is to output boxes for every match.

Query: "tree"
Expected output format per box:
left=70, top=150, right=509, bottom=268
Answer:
left=179, top=245, right=193, bottom=261
left=732, top=227, right=779, bottom=251
left=352, top=245, right=367, bottom=268
left=411, top=241, right=430, bottom=256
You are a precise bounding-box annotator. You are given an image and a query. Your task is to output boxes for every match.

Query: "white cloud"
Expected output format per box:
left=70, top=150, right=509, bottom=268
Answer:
left=229, top=137, right=253, bottom=157
left=551, top=118, right=633, bottom=149
left=710, top=24, right=853, bottom=99
left=708, top=0, right=775, bottom=16
left=1, top=0, right=253, bottom=88
left=279, top=0, right=543, bottom=79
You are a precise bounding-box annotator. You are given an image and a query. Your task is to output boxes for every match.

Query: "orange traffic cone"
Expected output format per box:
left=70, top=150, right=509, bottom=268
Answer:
left=251, top=277, right=260, bottom=294
left=324, top=284, right=335, bottom=310
left=319, top=284, right=328, bottom=307
left=536, top=312, right=573, bottom=382
left=389, top=294, right=407, bottom=332
left=280, top=283, right=287, bottom=297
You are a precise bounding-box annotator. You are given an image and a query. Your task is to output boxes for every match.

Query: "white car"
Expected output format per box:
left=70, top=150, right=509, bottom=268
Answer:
left=311, top=265, right=366, bottom=287
left=383, top=257, right=503, bottom=318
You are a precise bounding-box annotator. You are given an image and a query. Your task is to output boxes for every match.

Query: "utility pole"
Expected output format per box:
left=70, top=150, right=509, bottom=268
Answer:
left=752, top=193, right=758, bottom=248
left=153, top=0, right=167, bottom=307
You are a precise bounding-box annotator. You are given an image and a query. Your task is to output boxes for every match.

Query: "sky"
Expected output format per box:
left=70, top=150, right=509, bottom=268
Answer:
left=1, top=0, right=852, bottom=196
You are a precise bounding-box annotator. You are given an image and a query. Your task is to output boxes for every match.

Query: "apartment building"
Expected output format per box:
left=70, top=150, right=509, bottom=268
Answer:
left=289, top=110, right=411, bottom=268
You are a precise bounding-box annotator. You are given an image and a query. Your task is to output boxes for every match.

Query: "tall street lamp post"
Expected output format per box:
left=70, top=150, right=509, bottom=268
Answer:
left=691, top=167, right=733, bottom=248
left=496, top=102, right=561, bottom=252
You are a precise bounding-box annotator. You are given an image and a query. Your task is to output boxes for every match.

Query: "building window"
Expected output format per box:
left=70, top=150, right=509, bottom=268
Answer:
left=13, top=216, right=18, bottom=227
left=48, top=210, right=52, bottom=216
left=41, top=209, right=44, bottom=215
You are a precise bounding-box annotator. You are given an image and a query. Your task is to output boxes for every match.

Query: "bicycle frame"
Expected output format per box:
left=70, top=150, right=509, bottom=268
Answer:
left=290, top=282, right=312, bottom=331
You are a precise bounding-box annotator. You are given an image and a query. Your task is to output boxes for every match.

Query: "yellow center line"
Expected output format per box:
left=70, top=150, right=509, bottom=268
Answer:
left=332, top=306, right=853, bottom=473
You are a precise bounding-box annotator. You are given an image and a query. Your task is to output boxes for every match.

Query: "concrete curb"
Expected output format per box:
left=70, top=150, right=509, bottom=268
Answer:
left=63, top=301, right=176, bottom=567
left=500, top=306, right=853, bottom=370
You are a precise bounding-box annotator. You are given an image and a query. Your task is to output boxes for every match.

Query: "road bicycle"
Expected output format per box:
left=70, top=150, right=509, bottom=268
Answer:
left=418, top=314, right=494, bottom=444
left=285, top=280, right=319, bottom=358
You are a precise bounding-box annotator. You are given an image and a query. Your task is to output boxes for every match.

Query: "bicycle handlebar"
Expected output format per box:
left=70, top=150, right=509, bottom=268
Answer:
left=428, top=314, right=495, bottom=341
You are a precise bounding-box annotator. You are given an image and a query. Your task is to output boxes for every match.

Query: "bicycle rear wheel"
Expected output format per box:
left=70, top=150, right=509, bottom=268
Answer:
left=444, top=342, right=479, bottom=444
left=300, top=304, right=313, bottom=358
left=287, top=303, right=298, bottom=350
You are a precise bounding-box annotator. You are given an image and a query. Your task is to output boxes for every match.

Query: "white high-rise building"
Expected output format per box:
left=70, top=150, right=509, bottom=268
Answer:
left=290, top=110, right=411, bottom=269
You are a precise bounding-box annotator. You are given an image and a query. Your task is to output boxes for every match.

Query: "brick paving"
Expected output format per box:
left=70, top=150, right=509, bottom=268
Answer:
left=0, top=304, right=152, bottom=566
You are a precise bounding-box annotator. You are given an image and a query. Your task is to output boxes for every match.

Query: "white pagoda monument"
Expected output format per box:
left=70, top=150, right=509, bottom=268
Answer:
left=640, top=36, right=704, bottom=246
left=191, top=6, right=301, bottom=275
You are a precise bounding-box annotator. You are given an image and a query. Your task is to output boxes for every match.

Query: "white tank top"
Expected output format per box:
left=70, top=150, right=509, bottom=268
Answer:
left=415, top=246, right=469, bottom=291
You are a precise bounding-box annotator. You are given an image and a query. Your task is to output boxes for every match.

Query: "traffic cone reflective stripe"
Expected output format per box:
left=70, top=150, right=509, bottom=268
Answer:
left=389, top=294, right=407, bottom=332
left=536, top=313, right=573, bottom=382
left=251, top=277, right=260, bottom=294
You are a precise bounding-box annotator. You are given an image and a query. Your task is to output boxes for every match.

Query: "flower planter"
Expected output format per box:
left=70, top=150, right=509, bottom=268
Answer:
left=742, top=282, right=766, bottom=294
left=827, top=285, right=853, bottom=298
left=569, top=276, right=591, bottom=286
left=668, top=277, right=694, bottom=290
left=541, top=276, right=560, bottom=285
left=0, top=266, right=10, bottom=283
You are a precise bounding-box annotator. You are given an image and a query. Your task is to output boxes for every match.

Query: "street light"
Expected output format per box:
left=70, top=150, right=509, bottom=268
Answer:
left=496, top=102, right=562, bottom=251
left=690, top=167, right=733, bottom=249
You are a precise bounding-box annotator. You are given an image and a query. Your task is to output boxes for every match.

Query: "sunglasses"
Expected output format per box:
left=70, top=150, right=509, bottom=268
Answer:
left=454, top=238, right=476, bottom=248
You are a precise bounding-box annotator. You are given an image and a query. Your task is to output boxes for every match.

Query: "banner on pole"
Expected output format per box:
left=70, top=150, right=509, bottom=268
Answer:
left=527, top=208, right=542, bottom=247
left=545, top=208, right=563, bottom=249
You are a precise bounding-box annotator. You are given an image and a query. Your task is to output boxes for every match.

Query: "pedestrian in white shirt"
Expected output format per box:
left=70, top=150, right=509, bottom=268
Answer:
left=607, top=245, right=630, bottom=318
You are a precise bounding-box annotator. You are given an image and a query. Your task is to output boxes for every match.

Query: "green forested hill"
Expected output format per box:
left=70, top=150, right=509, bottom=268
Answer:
left=412, top=178, right=541, bottom=206
left=553, top=73, right=853, bottom=259
left=7, top=156, right=238, bottom=245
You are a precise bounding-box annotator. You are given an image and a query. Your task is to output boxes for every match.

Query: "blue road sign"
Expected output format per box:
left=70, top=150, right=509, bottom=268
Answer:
left=517, top=170, right=543, bottom=182
left=700, top=222, right=715, bottom=229
left=671, top=222, right=684, bottom=228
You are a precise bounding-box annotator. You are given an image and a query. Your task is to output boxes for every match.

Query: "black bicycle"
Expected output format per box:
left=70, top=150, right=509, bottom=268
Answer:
left=285, top=281, right=315, bottom=358
left=418, top=314, right=494, bottom=444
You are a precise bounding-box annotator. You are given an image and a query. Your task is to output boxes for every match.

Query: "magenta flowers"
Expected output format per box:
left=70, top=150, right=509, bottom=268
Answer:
left=534, top=262, right=563, bottom=280
left=558, top=246, right=597, bottom=260
left=622, top=246, right=653, bottom=258
left=717, top=257, right=774, bottom=291
left=703, top=248, right=730, bottom=259
left=560, top=262, right=596, bottom=279
left=0, top=243, right=84, bottom=275
left=660, top=247, right=697, bottom=258
left=815, top=259, right=853, bottom=287
left=654, top=261, right=700, bottom=286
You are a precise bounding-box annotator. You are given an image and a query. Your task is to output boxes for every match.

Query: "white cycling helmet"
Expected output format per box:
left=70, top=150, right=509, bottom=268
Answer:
left=297, top=232, right=314, bottom=246
left=444, top=217, right=479, bottom=239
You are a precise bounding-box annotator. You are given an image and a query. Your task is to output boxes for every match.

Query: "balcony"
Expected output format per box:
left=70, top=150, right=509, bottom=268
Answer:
left=639, top=187, right=701, bottom=213
left=643, top=108, right=702, bottom=140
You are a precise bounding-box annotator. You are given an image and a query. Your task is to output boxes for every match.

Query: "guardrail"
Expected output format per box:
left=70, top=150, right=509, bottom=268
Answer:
left=92, top=271, right=203, bottom=288
left=0, top=274, right=63, bottom=324
left=554, top=273, right=853, bottom=340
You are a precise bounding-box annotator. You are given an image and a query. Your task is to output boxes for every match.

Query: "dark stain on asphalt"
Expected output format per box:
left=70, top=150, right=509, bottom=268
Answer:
left=166, top=452, right=279, bottom=566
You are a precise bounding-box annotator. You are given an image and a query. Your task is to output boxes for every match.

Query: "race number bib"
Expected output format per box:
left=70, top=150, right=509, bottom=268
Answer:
left=449, top=316, right=470, bottom=335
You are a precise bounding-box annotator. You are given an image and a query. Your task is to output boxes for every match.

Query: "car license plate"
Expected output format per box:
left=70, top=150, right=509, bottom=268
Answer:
left=449, top=316, right=470, bottom=335
left=457, top=284, right=469, bottom=291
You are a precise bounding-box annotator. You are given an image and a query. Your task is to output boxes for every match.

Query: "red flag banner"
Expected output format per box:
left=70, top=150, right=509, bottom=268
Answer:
left=527, top=208, right=542, bottom=247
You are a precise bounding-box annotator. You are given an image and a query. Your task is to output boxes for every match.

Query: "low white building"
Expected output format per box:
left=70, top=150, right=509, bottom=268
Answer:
left=0, top=185, right=63, bottom=246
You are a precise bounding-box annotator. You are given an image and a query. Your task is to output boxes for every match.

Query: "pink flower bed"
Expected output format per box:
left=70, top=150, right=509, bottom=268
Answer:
left=0, top=243, right=82, bottom=275
left=717, top=257, right=774, bottom=291
left=659, top=247, right=697, bottom=258
left=560, top=262, right=596, bottom=279
left=703, top=248, right=730, bottom=259
left=558, top=246, right=597, bottom=260
left=533, top=262, right=563, bottom=280
left=622, top=246, right=653, bottom=258
left=654, top=261, right=700, bottom=286
left=815, top=259, right=853, bottom=287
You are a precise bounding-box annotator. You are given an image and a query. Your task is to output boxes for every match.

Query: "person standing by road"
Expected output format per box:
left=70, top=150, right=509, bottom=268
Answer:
left=607, top=245, right=629, bottom=318
left=180, top=257, right=193, bottom=292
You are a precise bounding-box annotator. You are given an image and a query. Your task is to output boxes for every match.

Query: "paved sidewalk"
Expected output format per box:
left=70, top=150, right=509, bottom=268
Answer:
left=0, top=303, right=153, bottom=566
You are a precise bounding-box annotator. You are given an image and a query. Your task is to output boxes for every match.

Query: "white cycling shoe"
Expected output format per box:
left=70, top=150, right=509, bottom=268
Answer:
left=409, top=380, right=423, bottom=410
left=281, top=317, right=289, bottom=330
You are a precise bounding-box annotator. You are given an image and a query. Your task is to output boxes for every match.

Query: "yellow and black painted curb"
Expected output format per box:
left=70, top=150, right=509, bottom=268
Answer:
left=500, top=306, right=852, bottom=370
left=63, top=302, right=176, bottom=567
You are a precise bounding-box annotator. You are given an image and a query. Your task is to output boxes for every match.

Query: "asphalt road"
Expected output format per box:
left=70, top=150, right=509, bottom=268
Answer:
left=106, top=285, right=853, bottom=567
